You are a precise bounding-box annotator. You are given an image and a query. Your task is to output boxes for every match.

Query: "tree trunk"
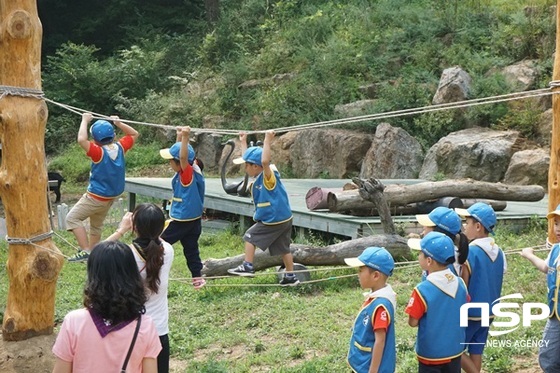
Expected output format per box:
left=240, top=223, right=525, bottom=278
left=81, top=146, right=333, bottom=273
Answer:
left=203, top=234, right=409, bottom=277
left=352, top=178, right=396, bottom=234
left=0, top=1, right=64, bottom=341
left=548, top=0, right=560, bottom=244
left=204, top=0, right=220, bottom=23
left=327, top=179, right=545, bottom=213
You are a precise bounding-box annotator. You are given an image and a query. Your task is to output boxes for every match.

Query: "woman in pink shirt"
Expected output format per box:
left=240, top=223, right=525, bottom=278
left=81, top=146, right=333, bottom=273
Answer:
left=52, top=241, right=161, bottom=373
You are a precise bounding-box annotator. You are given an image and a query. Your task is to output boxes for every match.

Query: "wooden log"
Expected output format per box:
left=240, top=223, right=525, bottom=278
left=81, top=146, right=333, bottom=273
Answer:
left=352, top=178, right=396, bottom=234
left=548, top=1, right=560, bottom=243
left=0, top=1, right=64, bottom=340
left=305, top=187, right=341, bottom=210
left=202, top=234, right=409, bottom=277
left=327, top=179, right=544, bottom=213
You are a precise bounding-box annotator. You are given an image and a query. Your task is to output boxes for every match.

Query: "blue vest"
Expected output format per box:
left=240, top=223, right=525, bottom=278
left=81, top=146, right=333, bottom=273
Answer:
left=87, top=143, right=125, bottom=198
left=169, top=169, right=205, bottom=221
left=251, top=170, right=292, bottom=224
left=547, top=244, right=560, bottom=319
left=466, top=245, right=505, bottom=319
left=347, top=297, right=396, bottom=373
left=415, top=277, right=467, bottom=361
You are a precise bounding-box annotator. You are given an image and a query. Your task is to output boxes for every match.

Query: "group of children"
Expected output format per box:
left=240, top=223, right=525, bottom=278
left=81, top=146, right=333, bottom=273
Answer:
left=55, top=113, right=560, bottom=372
left=346, top=201, right=560, bottom=373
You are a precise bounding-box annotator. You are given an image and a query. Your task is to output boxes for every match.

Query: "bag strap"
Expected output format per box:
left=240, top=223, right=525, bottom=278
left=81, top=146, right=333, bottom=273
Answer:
left=121, top=315, right=141, bottom=373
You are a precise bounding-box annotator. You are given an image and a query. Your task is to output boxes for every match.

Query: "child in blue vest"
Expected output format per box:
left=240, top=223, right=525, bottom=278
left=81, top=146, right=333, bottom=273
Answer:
left=455, top=202, right=506, bottom=373
left=416, top=206, right=469, bottom=277
left=159, top=126, right=206, bottom=289
left=227, top=130, right=299, bottom=286
left=344, top=247, right=396, bottom=373
left=521, top=204, right=560, bottom=372
left=67, top=112, right=138, bottom=262
left=405, top=231, right=469, bottom=373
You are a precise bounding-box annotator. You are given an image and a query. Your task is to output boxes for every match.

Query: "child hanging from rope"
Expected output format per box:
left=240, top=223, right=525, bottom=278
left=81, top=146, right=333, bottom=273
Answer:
left=159, top=126, right=206, bottom=289
left=227, top=130, right=299, bottom=286
left=67, top=112, right=138, bottom=262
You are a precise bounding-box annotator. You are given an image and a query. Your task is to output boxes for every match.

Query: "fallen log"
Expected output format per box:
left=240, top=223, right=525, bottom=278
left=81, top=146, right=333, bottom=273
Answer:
left=202, top=234, right=409, bottom=277
left=328, top=179, right=544, bottom=213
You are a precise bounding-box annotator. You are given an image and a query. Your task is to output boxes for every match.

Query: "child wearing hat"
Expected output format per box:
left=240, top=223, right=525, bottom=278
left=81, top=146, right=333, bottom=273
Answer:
left=159, top=126, right=206, bottom=289
left=405, top=231, right=469, bottom=372
left=227, top=130, right=299, bottom=286
left=67, top=112, right=139, bottom=262
left=521, top=204, right=560, bottom=372
left=455, top=202, right=506, bottom=373
left=344, top=247, right=396, bottom=373
left=415, top=206, right=469, bottom=276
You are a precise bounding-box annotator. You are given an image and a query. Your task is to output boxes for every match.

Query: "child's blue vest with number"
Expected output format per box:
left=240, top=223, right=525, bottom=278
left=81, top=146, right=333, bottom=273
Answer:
left=87, top=143, right=125, bottom=198
left=170, top=170, right=205, bottom=221
left=466, top=245, right=504, bottom=319
left=251, top=171, right=292, bottom=224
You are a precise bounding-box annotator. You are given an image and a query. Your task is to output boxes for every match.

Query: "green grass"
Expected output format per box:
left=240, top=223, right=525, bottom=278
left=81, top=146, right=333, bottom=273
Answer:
left=0, top=211, right=550, bottom=372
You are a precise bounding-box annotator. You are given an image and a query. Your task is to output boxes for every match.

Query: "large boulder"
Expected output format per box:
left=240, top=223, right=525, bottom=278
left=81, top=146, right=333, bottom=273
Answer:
left=419, top=128, right=521, bottom=182
left=502, top=60, right=538, bottom=91
left=503, top=149, right=549, bottom=188
left=432, top=66, right=472, bottom=104
left=334, top=100, right=377, bottom=117
left=196, top=133, right=224, bottom=173
left=290, top=129, right=373, bottom=178
left=270, top=131, right=298, bottom=169
left=535, top=109, right=552, bottom=147
left=360, top=123, right=424, bottom=179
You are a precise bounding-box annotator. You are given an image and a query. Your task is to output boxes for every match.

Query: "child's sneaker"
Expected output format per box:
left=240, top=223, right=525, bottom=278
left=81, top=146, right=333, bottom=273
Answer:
left=227, top=263, right=255, bottom=277
left=68, top=250, right=90, bottom=263
left=192, top=277, right=206, bottom=290
left=279, top=274, right=300, bottom=286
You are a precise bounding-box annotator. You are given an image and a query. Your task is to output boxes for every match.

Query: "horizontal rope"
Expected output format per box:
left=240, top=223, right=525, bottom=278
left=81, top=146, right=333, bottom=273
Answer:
left=0, top=85, right=44, bottom=100
left=6, top=231, right=53, bottom=245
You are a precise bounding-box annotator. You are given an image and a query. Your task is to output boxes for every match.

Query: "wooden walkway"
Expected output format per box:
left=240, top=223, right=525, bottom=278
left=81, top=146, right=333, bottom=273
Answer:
left=125, top=177, right=549, bottom=239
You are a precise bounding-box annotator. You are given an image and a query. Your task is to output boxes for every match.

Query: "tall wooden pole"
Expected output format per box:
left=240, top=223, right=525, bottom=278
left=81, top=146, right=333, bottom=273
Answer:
left=549, top=0, right=560, bottom=244
left=0, top=1, right=64, bottom=340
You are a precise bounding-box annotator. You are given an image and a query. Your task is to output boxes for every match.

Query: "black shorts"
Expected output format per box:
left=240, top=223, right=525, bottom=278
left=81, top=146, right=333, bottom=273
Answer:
left=243, top=219, right=292, bottom=256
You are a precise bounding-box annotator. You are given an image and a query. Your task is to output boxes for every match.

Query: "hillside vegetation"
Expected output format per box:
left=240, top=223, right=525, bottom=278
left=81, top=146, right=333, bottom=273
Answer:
left=42, top=0, right=557, bottom=173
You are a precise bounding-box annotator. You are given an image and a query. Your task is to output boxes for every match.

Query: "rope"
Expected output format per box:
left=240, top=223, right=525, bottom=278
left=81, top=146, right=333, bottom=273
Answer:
left=6, top=231, right=53, bottom=245
left=0, top=85, right=44, bottom=100
left=39, top=84, right=559, bottom=136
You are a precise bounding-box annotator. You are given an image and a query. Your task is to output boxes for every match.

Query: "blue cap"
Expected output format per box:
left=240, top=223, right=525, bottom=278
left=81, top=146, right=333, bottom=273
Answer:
left=344, top=246, right=395, bottom=276
left=547, top=204, right=560, bottom=219
left=90, top=120, right=115, bottom=145
left=408, top=231, right=455, bottom=264
left=159, top=142, right=195, bottom=164
left=233, top=146, right=263, bottom=166
left=416, top=207, right=461, bottom=235
left=456, top=202, right=496, bottom=234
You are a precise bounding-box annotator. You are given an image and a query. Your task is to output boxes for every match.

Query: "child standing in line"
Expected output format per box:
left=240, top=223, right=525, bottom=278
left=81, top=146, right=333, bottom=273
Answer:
left=344, top=247, right=396, bottom=373
left=521, top=203, right=560, bottom=372
left=416, top=206, right=469, bottom=276
left=67, top=112, right=139, bottom=262
left=108, top=203, right=174, bottom=373
left=455, top=202, right=506, bottom=373
left=405, top=231, right=468, bottom=373
left=159, top=126, right=206, bottom=289
left=227, top=130, right=299, bottom=286
left=52, top=241, right=161, bottom=373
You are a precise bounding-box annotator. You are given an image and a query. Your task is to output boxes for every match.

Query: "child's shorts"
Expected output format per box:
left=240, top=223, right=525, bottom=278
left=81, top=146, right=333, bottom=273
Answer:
left=65, top=193, right=114, bottom=236
left=465, top=319, right=491, bottom=354
left=243, top=219, right=292, bottom=256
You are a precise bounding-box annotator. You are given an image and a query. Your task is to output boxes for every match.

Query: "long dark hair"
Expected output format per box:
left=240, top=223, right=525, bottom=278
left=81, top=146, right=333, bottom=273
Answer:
left=132, top=203, right=165, bottom=294
left=84, top=241, right=146, bottom=324
left=434, top=226, right=469, bottom=265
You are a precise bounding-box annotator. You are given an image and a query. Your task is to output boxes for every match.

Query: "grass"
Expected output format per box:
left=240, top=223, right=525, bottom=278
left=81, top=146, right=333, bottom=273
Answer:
left=0, top=202, right=551, bottom=372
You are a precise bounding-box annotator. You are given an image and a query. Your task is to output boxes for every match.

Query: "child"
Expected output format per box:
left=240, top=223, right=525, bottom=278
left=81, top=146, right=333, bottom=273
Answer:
left=405, top=231, right=469, bottom=373
left=108, top=203, right=174, bottom=373
left=455, top=202, right=506, bottom=373
left=344, top=247, right=396, bottom=373
left=416, top=206, right=469, bottom=276
left=521, top=203, right=560, bottom=372
left=52, top=241, right=161, bottom=373
left=67, top=112, right=139, bottom=262
left=227, top=130, right=299, bottom=286
left=159, top=126, right=206, bottom=289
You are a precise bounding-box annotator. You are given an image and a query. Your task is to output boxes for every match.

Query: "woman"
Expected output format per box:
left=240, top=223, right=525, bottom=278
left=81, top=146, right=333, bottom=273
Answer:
left=52, top=240, right=161, bottom=372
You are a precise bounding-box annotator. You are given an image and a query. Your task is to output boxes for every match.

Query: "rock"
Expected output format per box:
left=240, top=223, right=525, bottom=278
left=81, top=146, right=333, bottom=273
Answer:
left=503, top=149, right=549, bottom=188
left=334, top=99, right=377, bottom=117
left=502, top=60, right=538, bottom=91
left=195, top=133, right=224, bottom=173
left=360, top=123, right=424, bottom=179
left=535, top=109, right=552, bottom=147
left=432, top=66, right=472, bottom=104
left=419, top=127, right=521, bottom=182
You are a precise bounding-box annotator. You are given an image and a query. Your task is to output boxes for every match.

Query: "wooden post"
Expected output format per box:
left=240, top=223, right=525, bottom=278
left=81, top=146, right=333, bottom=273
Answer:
left=0, top=1, right=64, bottom=340
left=549, top=0, right=560, bottom=244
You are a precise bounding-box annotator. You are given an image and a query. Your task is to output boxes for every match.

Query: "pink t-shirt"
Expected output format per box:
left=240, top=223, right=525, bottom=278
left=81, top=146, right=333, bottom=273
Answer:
left=52, top=308, right=161, bottom=373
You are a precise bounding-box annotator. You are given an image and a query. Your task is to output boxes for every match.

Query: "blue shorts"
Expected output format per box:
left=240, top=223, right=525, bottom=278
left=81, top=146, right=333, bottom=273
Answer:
left=465, top=320, right=490, bottom=354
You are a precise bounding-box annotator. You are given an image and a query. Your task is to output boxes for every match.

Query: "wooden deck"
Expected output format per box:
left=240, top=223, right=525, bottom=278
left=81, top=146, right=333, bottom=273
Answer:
left=125, top=177, right=549, bottom=239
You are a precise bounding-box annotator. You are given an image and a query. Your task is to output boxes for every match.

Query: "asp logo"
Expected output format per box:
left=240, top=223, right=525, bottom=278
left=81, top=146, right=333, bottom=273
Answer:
left=460, top=293, right=550, bottom=336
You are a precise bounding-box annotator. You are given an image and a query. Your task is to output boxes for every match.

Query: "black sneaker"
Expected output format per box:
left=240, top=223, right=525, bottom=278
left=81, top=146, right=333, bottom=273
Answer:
left=279, top=275, right=300, bottom=286
left=68, top=250, right=90, bottom=263
left=227, top=264, right=255, bottom=277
